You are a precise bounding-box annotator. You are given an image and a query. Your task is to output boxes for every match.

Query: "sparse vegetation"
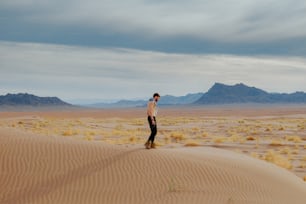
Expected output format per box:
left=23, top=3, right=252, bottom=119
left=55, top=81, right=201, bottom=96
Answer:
left=3, top=114, right=305, bottom=180
left=263, top=150, right=292, bottom=170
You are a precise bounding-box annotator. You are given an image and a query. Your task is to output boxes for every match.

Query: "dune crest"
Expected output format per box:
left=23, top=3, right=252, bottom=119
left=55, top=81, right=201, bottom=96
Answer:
left=0, top=128, right=305, bottom=204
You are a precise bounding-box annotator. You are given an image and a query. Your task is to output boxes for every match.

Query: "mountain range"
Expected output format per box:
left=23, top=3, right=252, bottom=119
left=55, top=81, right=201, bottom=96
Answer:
left=90, top=92, right=203, bottom=108
left=0, top=93, right=70, bottom=107
left=89, top=83, right=306, bottom=107
left=1, top=83, right=306, bottom=108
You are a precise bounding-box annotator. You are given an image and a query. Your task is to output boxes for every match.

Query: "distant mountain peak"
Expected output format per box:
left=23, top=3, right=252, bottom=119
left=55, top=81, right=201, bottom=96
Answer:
left=207, top=83, right=267, bottom=96
left=195, top=83, right=306, bottom=104
left=211, top=82, right=256, bottom=89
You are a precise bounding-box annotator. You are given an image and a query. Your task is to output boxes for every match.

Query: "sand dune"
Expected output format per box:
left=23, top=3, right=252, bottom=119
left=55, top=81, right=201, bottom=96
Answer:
left=1, top=127, right=305, bottom=204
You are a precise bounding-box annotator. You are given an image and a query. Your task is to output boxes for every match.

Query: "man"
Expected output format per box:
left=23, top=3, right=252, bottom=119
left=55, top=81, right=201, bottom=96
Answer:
left=145, top=93, right=160, bottom=149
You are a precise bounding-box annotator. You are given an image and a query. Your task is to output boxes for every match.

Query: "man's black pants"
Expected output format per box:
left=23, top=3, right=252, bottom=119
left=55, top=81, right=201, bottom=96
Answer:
left=147, top=116, right=157, bottom=143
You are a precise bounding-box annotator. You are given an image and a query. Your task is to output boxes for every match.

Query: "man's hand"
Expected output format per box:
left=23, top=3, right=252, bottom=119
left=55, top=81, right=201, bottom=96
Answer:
left=151, top=117, right=155, bottom=125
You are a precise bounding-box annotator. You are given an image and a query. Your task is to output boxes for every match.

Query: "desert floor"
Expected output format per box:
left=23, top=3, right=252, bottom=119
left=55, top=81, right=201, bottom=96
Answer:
left=1, top=105, right=306, bottom=203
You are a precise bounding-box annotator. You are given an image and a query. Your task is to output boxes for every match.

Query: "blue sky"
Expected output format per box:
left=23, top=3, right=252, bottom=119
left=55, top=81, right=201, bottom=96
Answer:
left=1, top=0, right=306, bottom=103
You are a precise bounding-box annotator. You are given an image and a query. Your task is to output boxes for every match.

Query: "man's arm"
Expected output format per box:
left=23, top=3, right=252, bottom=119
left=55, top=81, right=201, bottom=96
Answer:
left=147, top=102, right=155, bottom=124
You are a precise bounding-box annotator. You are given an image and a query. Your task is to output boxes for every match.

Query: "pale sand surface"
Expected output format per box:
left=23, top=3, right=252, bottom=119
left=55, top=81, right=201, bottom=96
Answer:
left=1, top=106, right=306, bottom=203
left=1, top=127, right=306, bottom=204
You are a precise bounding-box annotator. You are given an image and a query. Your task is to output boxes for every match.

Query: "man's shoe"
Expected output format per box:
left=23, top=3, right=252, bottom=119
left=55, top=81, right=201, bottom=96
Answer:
left=145, top=141, right=151, bottom=149
left=151, top=143, right=156, bottom=149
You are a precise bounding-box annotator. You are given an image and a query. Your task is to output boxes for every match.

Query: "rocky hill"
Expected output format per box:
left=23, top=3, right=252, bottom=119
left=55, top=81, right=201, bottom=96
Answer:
left=195, top=83, right=306, bottom=104
left=0, top=93, right=71, bottom=106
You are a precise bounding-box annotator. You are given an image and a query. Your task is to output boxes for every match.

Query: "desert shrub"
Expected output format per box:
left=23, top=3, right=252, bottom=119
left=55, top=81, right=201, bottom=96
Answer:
left=278, top=126, right=285, bottom=131
left=291, top=149, right=299, bottom=155
left=160, top=118, right=178, bottom=126
left=250, top=152, right=260, bottom=159
left=114, top=124, right=124, bottom=130
left=170, top=132, right=186, bottom=143
left=83, top=134, right=93, bottom=141
left=164, top=135, right=170, bottom=144
left=62, top=129, right=77, bottom=136
left=85, top=131, right=96, bottom=136
left=184, top=140, right=200, bottom=147
left=265, top=128, right=271, bottom=132
left=129, top=136, right=137, bottom=143
left=130, top=119, right=145, bottom=126
left=297, top=124, right=305, bottom=130
left=201, top=132, right=208, bottom=137
left=280, top=147, right=291, bottom=155
left=269, top=139, right=284, bottom=147
left=229, top=134, right=240, bottom=142
left=285, top=135, right=302, bottom=143
left=246, top=136, right=256, bottom=141
left=238, top=120, right=245, bottom=124
left=213, top=137, right=227, bottom=144
left=263, top=150, right=292, bottom=170
left=191, top=127, right=200, bottom=132
left=298, top=161, right=306, bottom=169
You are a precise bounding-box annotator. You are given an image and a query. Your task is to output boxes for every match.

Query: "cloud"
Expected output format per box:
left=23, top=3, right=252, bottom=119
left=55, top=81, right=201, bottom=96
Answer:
left=1, top=41, right=306, bottom=102
left=1, top=0, right=306, bottom=50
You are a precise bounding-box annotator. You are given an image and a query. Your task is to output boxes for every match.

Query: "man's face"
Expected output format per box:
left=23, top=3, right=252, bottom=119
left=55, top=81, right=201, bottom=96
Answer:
left=154, top=96, right=160, bottom=102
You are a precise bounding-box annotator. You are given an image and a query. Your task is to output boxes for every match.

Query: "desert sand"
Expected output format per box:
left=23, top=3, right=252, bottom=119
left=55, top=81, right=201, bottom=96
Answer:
left=1, top=106, right=306, bottom=204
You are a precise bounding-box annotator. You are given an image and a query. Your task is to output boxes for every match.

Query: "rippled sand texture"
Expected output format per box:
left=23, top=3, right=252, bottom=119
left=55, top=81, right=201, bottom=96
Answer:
left=0, top=106, right=306, bottom=203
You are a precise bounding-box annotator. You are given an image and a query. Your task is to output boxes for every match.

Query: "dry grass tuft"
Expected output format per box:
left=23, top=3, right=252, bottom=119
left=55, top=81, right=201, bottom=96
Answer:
left=202, top=132, right=208, bottom=137
left=250, top=152, right=260, bottom=159
left=130, top=119, right=145, bottom=126
left=62, top=129, right=78, bottom=136
left=170, top=132, right=186, bottom=143
left=263, top=150, right=292, bottom=170
left=280, top=147, right=291, bottom=155
left=184, top=140, right=201, bottom=147
left=269, top=139, right=284, bottom=147
left=213, top=137, right=227, bottom=144
left=83, top=135, right=94, bottom=141
left=278, top=126, right=285, bottom=131
left=298, top=161, right=306, bottom=169
left=246, top=136, right=256, bottom=141
left=285, top=135, right=302, bottom=143
left=265, top=128, right=271, bottom=132
left=164, top=136, right=170, bottom=144
left=229, top=134, right=240, bottom=142
left=129, top=136, right=137, bottom=143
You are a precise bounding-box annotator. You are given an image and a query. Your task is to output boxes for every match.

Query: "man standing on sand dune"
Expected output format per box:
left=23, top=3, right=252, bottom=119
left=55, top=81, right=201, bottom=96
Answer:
left=145, top=93, right=160, bottom=149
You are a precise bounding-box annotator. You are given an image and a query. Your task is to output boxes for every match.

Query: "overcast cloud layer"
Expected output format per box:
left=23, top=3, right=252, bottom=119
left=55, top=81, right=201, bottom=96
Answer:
left=1, top=41, right=306, bottom=103
left=1, top=1, right=306, bottom=102
left=1, top=0, right=306, bottom=55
